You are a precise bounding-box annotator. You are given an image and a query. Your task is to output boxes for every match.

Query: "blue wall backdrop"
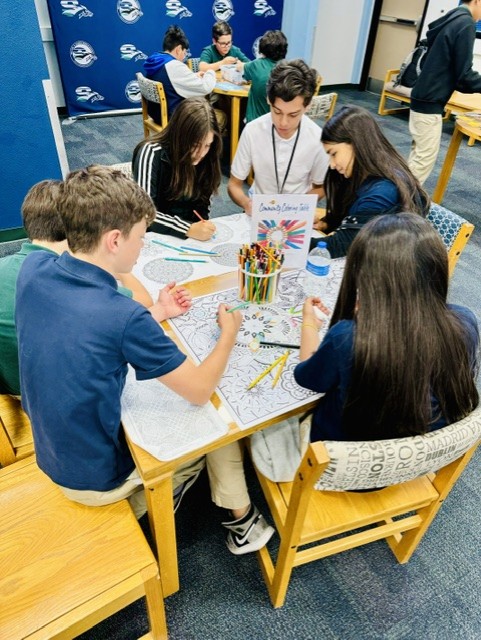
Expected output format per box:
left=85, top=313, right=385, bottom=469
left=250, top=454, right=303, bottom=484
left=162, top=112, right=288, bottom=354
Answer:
left=48, top=0, right=284, bottom=116
left=0, top=4, right=62, bottom=232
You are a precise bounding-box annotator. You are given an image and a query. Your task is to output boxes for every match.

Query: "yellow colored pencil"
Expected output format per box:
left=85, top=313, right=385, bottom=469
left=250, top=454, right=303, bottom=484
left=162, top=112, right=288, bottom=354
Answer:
left=271, top=351, right=289, bottom=388
left=247, top=353, right=287, bottom=390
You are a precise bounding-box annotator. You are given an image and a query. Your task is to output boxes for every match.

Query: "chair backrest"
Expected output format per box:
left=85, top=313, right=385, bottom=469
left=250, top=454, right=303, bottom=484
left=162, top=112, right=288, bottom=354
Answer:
left=187, top=57, right=200, bottom=73
left=0, top=239, right=24, bottom=259
left=427, top=203, right=474, bottom=274
left=315, top=406, right=481, bottom=491
left=109, top=162, right=133, bottom=180
left=306, top=93, right=338, bottom=121
left=136, top=72, right=169, bottom=136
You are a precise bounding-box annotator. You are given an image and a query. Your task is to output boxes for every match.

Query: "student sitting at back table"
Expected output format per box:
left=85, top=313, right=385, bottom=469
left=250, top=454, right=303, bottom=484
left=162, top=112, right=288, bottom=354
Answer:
left=133, top=97, right=220, bottom=241
left=15, top=165, right=274, bottom=555
left=144, top=25, right=216, bottom=120
left=236, top=30, right=288, bottom=123
left=0, top=180, right=67, bottom=396
left=199, top=21, right=250, bottom=72
left=252, top=214, right=479, bottom=481
left=312, top=105, right=429, bottom=258
left=228, top=59, right=329, bottom=215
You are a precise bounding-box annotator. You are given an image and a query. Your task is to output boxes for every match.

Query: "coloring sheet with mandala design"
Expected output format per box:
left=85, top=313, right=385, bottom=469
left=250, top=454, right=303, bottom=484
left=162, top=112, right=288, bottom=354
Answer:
left=168, top=262, right=345, bottom=429
left=131, top=214, right=251, bottom=298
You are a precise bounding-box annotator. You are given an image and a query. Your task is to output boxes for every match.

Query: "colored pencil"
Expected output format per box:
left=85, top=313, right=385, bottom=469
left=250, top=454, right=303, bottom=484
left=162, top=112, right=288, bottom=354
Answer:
left=247, top=353, right=287, bottom=390
left=259, top=340, right=300, bottom=349
left=226, top=302, right=250, bottom=313
left=193, top=209, right=206, bottom=222
left=179, top=246, right=218, bottom=255
left=271, top=351, right=289, bottom=388
left=164, top=257, right=208, bottom=263
left=151, top=239, right=185, bottom=252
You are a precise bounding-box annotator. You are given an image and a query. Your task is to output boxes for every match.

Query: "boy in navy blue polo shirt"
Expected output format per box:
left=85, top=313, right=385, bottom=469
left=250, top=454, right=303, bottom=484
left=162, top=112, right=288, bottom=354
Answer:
left=15, top=165, right=274, bottom=555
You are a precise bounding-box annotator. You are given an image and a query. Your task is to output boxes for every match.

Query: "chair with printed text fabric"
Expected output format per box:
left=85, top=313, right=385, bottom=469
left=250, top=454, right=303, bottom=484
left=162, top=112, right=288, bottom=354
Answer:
left=252, top=407, right=481, bottom=607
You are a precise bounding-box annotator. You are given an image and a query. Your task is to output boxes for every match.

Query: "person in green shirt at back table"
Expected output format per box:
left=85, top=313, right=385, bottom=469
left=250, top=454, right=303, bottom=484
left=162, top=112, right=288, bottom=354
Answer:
left=237, top=30, right=288, bottom=123
left=199, top=21, right=250, bottom=72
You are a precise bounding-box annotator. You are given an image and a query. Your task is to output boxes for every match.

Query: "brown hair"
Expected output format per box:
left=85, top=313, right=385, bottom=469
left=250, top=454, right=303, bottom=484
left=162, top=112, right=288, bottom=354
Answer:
left=21, top=180, right=66, bottom=242
left=58, top=165, right=155, bottom=253
left=259, top=30, right=288, bottom=61
left=267, top=59, right=317, bottom=107
left=331, top=213, right=479, bottom=439
left=134, top=97, right=222, bottom=202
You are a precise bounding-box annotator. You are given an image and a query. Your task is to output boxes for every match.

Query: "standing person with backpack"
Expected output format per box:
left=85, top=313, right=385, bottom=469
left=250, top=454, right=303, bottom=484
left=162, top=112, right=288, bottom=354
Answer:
left=408, top=0, right=481, bottom=185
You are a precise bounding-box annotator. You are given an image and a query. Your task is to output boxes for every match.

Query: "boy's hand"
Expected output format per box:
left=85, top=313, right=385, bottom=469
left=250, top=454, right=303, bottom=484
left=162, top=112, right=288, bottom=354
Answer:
left=151, top=283, right=192, bottom=321
left=217, top=303, right=242, bottom=339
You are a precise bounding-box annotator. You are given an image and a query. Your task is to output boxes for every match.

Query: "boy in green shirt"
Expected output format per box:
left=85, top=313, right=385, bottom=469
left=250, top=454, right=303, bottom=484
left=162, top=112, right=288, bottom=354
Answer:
left=199, top=21, right=250, bottom=72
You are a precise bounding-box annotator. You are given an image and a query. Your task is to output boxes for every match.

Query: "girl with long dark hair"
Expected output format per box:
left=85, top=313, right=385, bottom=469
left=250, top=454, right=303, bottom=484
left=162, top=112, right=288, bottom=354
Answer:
left=315, top=105, right=430, bottom=257
left=132, top=97, right=222, bottom=241
left=251, top=214, right=479, bottom=481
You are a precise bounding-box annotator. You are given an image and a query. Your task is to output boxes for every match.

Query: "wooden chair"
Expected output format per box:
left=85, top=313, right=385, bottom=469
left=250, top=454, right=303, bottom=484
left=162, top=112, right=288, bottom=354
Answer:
left=427, top=203, right=474, bottom=275
left=186, top=57, right=201, bottom=73
left=378, top=68, right=412, bottom=116
left=0, top=456, right=167, bottom=639
left=136, top=72, right=169, bottom=138
left=252, top=408, right=481, bottom=608
left=306, top=93, right=338, bottom=122
left=0, top=394, right=33, bottom=467
left=110, top=161, right=133, bottom=180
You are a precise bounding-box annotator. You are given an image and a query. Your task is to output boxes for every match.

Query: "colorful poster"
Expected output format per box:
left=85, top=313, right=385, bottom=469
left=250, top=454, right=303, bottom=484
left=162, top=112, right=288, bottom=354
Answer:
left=250, top=193, right=317, bottom=269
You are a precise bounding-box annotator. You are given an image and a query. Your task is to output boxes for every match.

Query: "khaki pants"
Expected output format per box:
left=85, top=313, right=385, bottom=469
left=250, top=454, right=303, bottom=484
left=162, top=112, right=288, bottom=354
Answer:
left=59, top=440, right=249, bottom=519
left=408, top=110, right=442, bottom=185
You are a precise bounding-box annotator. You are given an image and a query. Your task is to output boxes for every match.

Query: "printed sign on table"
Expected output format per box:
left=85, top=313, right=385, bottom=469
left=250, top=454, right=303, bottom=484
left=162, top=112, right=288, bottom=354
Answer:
left=250, top=194, right=316, bottom=269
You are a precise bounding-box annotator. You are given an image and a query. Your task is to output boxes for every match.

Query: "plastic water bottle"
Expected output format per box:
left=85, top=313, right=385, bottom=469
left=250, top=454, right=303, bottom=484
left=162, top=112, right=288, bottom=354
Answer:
left=303, top=242, right=331, bottom=297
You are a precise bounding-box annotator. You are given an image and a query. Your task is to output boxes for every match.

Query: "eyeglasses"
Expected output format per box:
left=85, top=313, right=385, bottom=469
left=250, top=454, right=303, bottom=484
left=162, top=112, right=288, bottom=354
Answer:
left=216, top=40, right=232, bottom=47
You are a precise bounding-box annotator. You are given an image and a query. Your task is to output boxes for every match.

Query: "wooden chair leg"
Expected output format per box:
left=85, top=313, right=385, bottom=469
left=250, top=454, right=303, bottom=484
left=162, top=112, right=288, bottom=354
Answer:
left=142, top=565, right=168, bottom=640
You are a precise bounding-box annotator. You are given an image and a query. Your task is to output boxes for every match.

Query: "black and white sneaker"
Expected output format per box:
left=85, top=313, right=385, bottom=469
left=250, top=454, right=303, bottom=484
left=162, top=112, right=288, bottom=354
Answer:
left=222, top=504, right=275, bottom=555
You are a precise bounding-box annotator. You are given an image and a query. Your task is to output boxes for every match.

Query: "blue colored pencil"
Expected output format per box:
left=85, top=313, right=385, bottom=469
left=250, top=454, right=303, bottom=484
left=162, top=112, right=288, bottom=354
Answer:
left=151, top=239, right=185, bottom=252
left=179, top=246, right=218, bottom=255
left=164, top=257, right=208, bottom=263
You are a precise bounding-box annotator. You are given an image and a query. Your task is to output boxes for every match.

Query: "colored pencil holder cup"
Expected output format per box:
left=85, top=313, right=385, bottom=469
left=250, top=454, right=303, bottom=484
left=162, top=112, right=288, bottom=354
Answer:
left=238, top=266, right=281, bottom=303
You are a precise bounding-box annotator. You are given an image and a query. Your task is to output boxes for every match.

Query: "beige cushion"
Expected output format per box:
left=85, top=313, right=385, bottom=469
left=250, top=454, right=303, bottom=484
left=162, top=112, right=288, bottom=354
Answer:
left=385, top=82, right=412, bottom=98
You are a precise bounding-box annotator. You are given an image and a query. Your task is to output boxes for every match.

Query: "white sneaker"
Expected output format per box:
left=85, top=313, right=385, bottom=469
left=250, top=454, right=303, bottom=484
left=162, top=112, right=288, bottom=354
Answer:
left=222, top=504, right=275, bottom=555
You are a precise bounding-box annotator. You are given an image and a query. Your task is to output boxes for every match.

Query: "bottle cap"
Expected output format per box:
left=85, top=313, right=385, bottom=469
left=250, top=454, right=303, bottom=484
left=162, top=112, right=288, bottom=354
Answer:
left=316, top=241, right=327, bottom=248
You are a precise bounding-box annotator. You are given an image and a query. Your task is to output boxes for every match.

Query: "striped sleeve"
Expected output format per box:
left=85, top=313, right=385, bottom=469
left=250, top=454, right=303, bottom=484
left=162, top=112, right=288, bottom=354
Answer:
left=134, top=143, right=191, bottom=238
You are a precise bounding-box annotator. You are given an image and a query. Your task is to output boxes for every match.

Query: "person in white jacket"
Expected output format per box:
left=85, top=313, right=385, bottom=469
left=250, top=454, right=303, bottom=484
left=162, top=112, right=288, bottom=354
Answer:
left=144, top=25, right=225, bottom=132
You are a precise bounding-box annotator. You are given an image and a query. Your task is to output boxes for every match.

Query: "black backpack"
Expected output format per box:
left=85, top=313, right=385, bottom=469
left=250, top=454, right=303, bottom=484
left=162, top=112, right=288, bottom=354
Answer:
left=393, top=39, right=429, bottom=88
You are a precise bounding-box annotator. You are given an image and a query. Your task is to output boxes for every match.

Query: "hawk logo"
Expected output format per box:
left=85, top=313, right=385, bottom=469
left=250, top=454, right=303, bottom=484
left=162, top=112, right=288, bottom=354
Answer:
left=125, top=80, right=141, bottom=103
left=61, top=0, right=93, bottom=18
left=76, top=86, right=104, bottom=103
left=120, top=44, right=147, bottom=61
left=253, top=0, right=276, bottom=17
left=70, top=41, right=97, bottom=67
left=252, top=36, right=261, bottom=59
left=117, top=0, right=143, bottom=24
left=165, top=1, right=192, bottom=18
left=212, top=0, right=234, bottom=22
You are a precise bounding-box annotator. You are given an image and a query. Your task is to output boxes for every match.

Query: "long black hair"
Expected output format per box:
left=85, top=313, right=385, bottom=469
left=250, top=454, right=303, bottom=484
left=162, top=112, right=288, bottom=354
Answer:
left=331, top=213, right=479, bottom=439
left=321, top=105, right=429, bottom=231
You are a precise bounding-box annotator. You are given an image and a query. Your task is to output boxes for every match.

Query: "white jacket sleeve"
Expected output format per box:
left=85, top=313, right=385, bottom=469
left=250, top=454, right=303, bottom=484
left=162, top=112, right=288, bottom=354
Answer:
left=167, top=62, right=216, bottom=98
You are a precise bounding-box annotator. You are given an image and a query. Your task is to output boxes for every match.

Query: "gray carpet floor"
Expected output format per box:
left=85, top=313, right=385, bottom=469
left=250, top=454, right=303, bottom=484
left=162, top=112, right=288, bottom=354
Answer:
left=62, top=89, right=481, bottom=640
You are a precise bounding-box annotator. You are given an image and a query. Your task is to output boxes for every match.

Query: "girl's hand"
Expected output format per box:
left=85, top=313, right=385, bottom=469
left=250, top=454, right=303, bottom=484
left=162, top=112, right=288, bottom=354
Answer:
left=187, top=220, right=216, bottom=241
left=302, top=297, right=330, bottom=328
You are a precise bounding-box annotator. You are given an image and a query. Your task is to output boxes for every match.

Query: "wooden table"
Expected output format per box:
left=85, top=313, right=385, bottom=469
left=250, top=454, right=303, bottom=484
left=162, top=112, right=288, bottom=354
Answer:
left=126, top=270, right=319, bottom=597
left=213, top=80, right=249, bottom=165
left=444, top=91, right=481, bottom=119
left=432, top=117, right=481, bottom=204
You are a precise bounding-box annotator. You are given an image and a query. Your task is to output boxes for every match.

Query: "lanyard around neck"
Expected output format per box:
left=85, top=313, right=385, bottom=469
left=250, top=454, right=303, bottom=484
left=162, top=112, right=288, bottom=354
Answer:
left=271, top=123, right=301, bottom=194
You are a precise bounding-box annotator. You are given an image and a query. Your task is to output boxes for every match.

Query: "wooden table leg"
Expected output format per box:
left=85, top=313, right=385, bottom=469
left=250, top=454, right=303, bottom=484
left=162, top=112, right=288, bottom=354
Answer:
left=230, top=96, right=241, bottom=165
left=145, top=474, right=180, bottom=597
left=432, top=125, right=463, bottom=204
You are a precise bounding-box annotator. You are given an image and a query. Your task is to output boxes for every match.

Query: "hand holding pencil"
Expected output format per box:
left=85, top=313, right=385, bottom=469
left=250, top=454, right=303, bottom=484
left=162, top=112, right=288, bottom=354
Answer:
left=186, top=209, right=216, bottom=241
